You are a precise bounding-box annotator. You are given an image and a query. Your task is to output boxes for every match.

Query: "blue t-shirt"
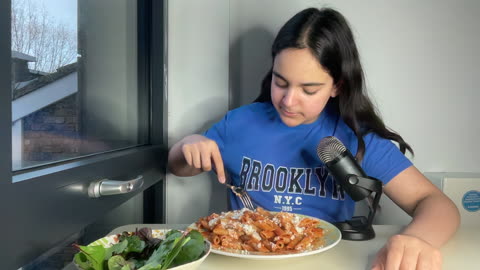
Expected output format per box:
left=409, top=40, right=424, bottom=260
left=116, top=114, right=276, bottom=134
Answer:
left=204, top=102, right=412, bottom=223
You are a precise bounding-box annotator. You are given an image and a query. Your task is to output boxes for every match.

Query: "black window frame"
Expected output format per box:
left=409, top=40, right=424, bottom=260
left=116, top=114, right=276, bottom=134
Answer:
left=0, top=0, right=167, bottom=269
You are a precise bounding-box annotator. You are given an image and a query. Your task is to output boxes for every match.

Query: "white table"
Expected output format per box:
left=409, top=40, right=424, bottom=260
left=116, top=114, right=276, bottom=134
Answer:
left=92, top=224, right=478, bottom=270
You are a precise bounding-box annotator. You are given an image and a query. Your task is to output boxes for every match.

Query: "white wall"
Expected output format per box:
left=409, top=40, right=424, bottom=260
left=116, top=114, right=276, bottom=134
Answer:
left=166, top=0, right=230, bottom=223
left=166, top=0, right=480, bottom=224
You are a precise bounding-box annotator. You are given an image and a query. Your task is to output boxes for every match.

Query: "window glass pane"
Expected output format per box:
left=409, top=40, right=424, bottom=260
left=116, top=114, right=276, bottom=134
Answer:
left=11, top=0, right=147, bottom=171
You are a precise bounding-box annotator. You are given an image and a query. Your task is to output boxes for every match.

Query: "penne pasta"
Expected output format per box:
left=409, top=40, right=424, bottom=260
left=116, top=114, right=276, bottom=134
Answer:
left=298, top=218, right=320, bottom=228
left=274, top=235, right=291, bottom=244
left=254, top=220, right=275, bottom=231
left=241, top=243, right=255, bottom=252
left=272, top=241, right=285, bottom=251
left=259, top=230, right=275, bottom=240
left=294, top=235, right=315, bottom=251
left=194, top=207, right=326, bottom=254
left=256, top=207, right=274, bottom=218
left=273, top=227, right=286, bottom=236
left=198, top=218, right=209, bottom=230
left=212, top=224, right=229, bottom=236
left=211, top=234, right=221, bottom=245
left=286, top=235, right=304, bottom=250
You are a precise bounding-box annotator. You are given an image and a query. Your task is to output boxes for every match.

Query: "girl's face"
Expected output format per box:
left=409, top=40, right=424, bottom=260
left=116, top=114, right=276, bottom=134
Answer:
left=271, top=48, right=338, bottom=127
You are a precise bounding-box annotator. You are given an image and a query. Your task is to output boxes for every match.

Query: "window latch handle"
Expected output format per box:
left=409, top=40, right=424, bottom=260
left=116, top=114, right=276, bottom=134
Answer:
left=88, top=175, right=143, bottom=198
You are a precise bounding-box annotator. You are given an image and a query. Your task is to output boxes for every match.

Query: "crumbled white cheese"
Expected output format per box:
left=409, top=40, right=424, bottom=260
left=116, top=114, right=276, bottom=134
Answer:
left=292, top=214, right=300, bottom=225
left=242, top=224, right=255, bottom=235
left=272, top=217, right=280, bottom=225
left=208, top=217, right=219, bottom=228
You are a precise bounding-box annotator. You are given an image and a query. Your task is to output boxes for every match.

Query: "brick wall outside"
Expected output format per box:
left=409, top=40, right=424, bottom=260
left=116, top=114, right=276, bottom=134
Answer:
left=22, top=94, right=80, bottom=163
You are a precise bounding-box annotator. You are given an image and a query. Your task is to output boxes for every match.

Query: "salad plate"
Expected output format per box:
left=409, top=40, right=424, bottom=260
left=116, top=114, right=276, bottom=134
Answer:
left=74, top=228, right=211, bottom=270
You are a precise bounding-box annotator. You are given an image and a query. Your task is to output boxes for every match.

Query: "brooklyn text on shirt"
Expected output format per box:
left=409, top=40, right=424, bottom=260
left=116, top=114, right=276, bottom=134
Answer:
left=239, top=156, right=346, bottom=211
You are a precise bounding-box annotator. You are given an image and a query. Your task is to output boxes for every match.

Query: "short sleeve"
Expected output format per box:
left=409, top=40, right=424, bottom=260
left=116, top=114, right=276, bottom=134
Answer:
left=361, top=133, right=413, bottom=186
left=203, top=114, right=228, bottom=153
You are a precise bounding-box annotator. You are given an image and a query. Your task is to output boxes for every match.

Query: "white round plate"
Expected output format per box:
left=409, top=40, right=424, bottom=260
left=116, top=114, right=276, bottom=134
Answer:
left=189, top=212, right=341, bottom=260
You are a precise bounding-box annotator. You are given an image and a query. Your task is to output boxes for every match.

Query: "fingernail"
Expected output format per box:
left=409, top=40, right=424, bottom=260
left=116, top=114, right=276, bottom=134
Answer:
left=219, top=177, right=225, bottom=183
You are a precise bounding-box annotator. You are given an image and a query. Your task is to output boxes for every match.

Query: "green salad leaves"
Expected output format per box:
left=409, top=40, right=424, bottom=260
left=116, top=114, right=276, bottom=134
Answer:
left=74, top=228, right=205, bottom=270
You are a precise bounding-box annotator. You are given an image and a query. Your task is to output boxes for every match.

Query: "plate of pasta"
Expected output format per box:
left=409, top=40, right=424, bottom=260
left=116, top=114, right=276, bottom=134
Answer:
left=189, top=207, right=341, bottom=260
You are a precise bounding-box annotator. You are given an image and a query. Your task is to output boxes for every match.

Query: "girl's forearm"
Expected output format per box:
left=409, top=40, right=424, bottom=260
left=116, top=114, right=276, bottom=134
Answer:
left=401, top=192, right=460, bottom=247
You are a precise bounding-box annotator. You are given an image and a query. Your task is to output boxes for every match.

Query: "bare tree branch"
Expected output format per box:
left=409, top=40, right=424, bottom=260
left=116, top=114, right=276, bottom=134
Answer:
left=11, top=0, right=77, bottom=73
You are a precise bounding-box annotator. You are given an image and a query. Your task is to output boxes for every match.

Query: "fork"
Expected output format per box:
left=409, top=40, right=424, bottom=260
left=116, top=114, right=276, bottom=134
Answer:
left=223, top=176, right=256, bottom=210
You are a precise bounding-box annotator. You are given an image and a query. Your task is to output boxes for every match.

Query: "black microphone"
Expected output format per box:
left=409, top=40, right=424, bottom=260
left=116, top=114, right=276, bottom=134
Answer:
left=317, top=136, right=371, bottom=201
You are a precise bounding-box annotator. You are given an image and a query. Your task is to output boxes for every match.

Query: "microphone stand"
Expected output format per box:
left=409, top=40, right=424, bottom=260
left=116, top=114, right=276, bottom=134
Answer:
left=334, top=175, right=383, bottom=241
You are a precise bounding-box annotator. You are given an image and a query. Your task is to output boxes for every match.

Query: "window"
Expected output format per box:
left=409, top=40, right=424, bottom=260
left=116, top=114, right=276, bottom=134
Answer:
left=0, top=0, right=166, bottom=269
left=11, top=0, right=148, bottom=171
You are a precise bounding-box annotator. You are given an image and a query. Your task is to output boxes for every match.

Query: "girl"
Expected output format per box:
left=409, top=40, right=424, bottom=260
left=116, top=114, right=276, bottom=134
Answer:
left=168, top=7, right=459, bottom=270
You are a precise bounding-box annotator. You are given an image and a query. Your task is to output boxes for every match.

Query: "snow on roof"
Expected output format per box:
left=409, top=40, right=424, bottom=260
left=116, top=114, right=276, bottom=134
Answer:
left=12, top=50, right=37, bottom=62
left=13, top=62, right=77, bottom=100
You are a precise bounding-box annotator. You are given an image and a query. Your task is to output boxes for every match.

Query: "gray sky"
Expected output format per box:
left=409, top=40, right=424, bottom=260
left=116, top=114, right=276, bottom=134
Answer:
left=38, top=0, right=77, bottom=30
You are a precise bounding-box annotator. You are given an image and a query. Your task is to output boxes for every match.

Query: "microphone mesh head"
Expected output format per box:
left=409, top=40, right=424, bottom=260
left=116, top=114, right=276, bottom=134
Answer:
left=317, top=136, right=346, bottom=163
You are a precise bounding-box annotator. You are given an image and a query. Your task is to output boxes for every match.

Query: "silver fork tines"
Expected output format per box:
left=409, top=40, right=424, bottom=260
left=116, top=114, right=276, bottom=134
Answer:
left=224, top=183, right=255, bottom=210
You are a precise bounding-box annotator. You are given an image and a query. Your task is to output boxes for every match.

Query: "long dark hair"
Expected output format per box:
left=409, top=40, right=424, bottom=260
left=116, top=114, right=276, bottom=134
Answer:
left=254, top=7, right=413, bottom=161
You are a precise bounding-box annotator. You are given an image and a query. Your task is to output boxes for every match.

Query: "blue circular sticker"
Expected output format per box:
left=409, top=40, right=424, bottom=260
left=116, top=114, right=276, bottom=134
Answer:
left=462, top=190, right=480, bottom=212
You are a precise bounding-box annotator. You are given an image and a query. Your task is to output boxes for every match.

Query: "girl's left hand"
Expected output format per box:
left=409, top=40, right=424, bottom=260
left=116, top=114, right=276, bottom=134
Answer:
left=371, top=234, right=442, bottom=270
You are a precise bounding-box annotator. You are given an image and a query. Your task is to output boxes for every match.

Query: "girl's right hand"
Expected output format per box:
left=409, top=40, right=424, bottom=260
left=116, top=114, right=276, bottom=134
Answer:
left=181, top=135, right=226, bottom=183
